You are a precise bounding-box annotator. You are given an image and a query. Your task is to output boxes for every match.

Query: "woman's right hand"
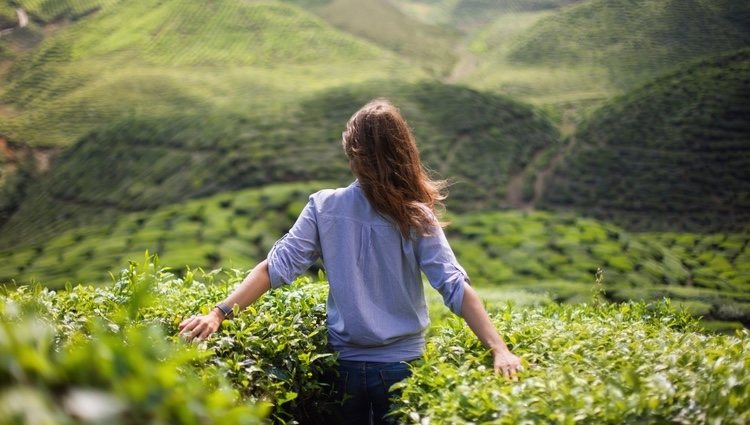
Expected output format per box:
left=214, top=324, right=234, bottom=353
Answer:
left=178, top=309, right=224, bottom=342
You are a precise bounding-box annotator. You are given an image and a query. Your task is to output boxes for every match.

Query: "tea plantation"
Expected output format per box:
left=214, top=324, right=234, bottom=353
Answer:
left=1, top=1, right=749, bottom=421
left=540, top=49, right=750, bottom=232
left=2, top=182, right=748, bottom=330
left=2, top=256, right=748, bottom=424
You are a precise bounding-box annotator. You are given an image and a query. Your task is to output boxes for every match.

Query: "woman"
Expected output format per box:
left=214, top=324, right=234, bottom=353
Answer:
left=179, top=99, right=522, bottom=424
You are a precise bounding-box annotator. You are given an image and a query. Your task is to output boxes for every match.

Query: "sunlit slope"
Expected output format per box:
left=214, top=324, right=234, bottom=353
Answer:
left=507, top=0, right=750, bottom=88
left=540, top=49, right=750, bottom=232
left=0, top=0, right=412, bottom=147
left=465, top=0, right=750, bottom=108
left=282, top=0, right=458, bottom=76
left=0, top=82, right=560, bottom=248
left=2, top=186, right=747, bottom=329
left=390, top=0, right=580, bottom=26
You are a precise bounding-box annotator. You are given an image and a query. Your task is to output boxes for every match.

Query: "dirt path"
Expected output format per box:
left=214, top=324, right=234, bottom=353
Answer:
left=0, top=8, right=28, bottom=36
left=505, top=109, right=579, bottom=209
left=444, top=36, right=479, bottom=84
left=17, top=8, right=29, bottom=28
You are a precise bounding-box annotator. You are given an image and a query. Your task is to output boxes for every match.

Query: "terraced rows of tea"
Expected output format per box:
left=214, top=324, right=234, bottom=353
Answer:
left=447, top=211, right=750, bottom=330
left=457, top=0, right=750, bottom=112
left=0, top=182, right=325, bottom=288
left=540, top=50, right=750, bottom=232
left=2, top=181, right=747, bottom=330
left=0, top=0, right=415, bottom=147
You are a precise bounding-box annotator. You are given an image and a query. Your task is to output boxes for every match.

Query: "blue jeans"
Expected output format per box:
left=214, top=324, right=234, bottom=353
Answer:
left=324, top=359, right=414, bottom=425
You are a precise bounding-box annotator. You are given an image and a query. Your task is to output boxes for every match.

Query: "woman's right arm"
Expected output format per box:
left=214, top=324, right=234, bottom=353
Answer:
left=178, top=259, right=271, bottom=341
left=178, top=197, right=321, bottom=342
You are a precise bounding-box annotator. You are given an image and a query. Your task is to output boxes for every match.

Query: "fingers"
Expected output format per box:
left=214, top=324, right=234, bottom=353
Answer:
left=496, top=365, right=518, bottom=380
left=494, top=360, right=523, bottom=380
left=178, top=315, right=195, bottom=330
left=178, top=315, right=215, bottom=342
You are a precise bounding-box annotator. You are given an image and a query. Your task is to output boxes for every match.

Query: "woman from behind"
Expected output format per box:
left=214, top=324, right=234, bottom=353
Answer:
left=179, top=99, right=522, bottom=424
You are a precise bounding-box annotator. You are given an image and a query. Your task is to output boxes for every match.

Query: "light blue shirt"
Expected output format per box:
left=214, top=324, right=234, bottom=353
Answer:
left=267, top=181, right=467, bottom=362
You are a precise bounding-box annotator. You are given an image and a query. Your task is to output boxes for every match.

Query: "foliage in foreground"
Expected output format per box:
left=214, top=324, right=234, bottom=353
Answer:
left=394, top=302, right=750, bottom=424
left=1, top=255, right=335, bottom=424
left=0, top=261, right=268, bottom=424
left=2, top=256, right=750, bottom=424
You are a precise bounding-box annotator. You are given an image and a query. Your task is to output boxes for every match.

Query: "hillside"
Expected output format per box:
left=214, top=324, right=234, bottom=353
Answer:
left=0, top=81, right=560, bottom=248
left=390, top=0, right=581, bottom=27
left=283, top=0, right=459, bottom=76
left=0, top=0, right=414, bottom=147
left=462, top=0, right=750, bottom=112
left=11, top=0, right=122, bottom=22
left=539, top=49, right=750, bottom=232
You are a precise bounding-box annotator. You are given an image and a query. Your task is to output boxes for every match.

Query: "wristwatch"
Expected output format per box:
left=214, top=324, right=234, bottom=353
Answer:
left=215, top=301, right=234, bottom=319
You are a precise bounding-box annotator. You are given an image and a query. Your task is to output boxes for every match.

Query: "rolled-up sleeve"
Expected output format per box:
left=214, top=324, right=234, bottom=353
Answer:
left=415, top=225, right=468, bottom=316
left=267, top=197, right=321, bottom=289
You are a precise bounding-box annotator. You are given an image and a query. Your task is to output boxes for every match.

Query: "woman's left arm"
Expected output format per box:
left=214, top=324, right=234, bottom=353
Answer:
left=461, top=282, right=522, bottom=379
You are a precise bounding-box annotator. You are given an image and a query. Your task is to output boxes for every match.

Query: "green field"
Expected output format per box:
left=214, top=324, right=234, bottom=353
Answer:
left=0, top=0, right=423, bottom=147
left=457, top=0, right=750, bottom=116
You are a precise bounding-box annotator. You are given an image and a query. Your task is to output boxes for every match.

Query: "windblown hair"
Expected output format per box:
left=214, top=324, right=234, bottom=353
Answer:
left=342, top=98, right=448, bottom=237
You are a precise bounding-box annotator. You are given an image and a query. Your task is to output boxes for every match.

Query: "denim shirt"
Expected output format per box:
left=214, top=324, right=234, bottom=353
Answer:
left=267, top=181, right=468, bottom=362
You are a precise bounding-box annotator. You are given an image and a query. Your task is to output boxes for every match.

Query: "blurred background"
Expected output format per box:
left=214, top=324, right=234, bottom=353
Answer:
left=0, top=0, right=748, bottom=331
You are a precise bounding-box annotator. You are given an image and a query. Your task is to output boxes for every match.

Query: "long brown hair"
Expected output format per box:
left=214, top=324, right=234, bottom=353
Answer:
left=342, top=98, right=447, bottom=237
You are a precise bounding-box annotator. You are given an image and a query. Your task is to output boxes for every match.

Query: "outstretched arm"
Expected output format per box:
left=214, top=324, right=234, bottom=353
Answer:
left=461, top=282, right=522, bottom=379
left=178, top=259, right=271, bottom=341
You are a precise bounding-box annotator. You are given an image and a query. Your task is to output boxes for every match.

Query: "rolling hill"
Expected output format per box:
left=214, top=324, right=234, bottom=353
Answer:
left=462, top=0, right=750, bottom=112
left=0, top=0, right=416, bottom=148
left=390, top=0, right=581, bottom=27
left=0, top=81, right=561, bottom=248
left=539, top=49, right=750, bottom=232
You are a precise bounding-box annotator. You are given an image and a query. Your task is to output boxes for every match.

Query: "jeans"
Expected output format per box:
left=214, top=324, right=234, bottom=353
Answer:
left=324, top=359, right=414, bottom=425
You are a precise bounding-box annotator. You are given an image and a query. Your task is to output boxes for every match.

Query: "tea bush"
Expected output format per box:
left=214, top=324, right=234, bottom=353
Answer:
left=392, top=302, right=750, bottom=424
left=3, top=255, right=750, bottom=424
left=1, top=254, right=338, bottom=424
left=0, top=257, right=268, bottom=424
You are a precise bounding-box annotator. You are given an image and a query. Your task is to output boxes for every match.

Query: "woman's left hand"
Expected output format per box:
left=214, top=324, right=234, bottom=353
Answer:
left=178, top=310, right=223, bottom=342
